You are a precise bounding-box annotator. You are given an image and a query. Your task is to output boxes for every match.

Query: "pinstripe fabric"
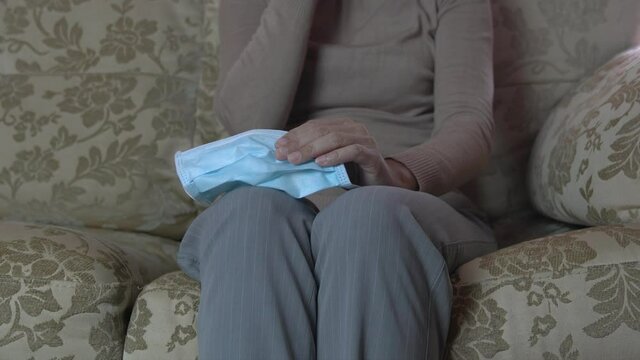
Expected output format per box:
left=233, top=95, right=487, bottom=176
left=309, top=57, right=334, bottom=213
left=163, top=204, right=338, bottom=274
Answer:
left=177, top=186, right=496, bottom=360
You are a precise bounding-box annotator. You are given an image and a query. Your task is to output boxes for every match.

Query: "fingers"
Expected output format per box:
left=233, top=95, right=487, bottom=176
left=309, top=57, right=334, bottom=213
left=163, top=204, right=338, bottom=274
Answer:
left=275, top=123, right=342, bottom=161
left=286, top=132, right=375, bottom=164
left=315, top=143, right=379, bottom=172
left=275, top=118, right=368, bottom=160
left=275, top=118, right=392, bottom=187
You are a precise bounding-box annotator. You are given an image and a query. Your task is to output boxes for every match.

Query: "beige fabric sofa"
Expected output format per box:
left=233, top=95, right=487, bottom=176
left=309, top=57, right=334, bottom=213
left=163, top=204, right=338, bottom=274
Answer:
left=0, top=0, right=638, bottom=359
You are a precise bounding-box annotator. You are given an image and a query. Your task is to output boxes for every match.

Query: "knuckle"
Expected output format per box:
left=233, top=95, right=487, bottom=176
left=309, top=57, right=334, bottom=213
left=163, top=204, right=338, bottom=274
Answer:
left=329, top=133, right=343, bottom=148
left=302, top=143, right=315, bottom=156
left=318, top=126, right=331, bottom=137
left=285, top=132, right=298, bottom=144
left=365, top=137, right=376, bottom=147
left=348, top=122, right=364, bottom=134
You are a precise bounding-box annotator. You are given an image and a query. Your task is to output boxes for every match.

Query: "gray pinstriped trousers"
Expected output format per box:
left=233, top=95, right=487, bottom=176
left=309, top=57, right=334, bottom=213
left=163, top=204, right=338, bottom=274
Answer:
left=177, top=185, right=496, bottom=360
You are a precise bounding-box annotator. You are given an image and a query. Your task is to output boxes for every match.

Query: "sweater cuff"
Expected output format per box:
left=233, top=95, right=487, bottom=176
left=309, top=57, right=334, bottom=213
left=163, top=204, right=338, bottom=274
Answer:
left=388, top=145, right=450, bottom=195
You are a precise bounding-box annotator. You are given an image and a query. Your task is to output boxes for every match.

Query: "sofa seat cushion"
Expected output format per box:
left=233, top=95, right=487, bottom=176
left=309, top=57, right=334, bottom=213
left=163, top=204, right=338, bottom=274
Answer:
left=126, top=226, right=640, bottom=360
left=447, top=225, right=640, bottom=359
left=124, top=271, right=199, bottom=360
left=0, top=220, right=179, bottom=359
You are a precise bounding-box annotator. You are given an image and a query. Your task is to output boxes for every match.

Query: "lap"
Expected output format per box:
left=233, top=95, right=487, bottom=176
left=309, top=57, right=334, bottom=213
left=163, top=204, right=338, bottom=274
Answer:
left=181, top=185, right=496, bottom=273
left=317, top=186, right=496, bottom=271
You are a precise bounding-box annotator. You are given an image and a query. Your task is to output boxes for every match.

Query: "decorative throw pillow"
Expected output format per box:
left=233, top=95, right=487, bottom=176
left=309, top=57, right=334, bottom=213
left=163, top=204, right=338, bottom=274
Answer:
left=529, top=47, right=640, bottom=225
left=462, top=0, right=640, bottom=220
left=0, top=0, right=225, bottom=239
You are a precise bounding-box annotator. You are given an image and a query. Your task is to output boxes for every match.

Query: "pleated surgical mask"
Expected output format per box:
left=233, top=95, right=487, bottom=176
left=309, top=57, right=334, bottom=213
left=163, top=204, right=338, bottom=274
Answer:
left=174, top=129, right=354, bottom=205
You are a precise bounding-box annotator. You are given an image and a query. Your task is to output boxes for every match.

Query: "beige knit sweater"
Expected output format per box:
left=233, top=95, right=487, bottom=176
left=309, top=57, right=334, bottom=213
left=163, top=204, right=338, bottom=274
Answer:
left=213, top=0, right=494, bottom=195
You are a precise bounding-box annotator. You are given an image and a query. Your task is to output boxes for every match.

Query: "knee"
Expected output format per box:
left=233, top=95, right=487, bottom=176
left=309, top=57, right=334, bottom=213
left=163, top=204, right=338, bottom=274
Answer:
left=198, top=186, right=309, bottom=226
left=315, top=186, right=420, bottom=228
left=179, top=187, right=313, bottom=268
left=311, top=187, right=447, bottom=277
left=312, top=186, right=420, bottom=252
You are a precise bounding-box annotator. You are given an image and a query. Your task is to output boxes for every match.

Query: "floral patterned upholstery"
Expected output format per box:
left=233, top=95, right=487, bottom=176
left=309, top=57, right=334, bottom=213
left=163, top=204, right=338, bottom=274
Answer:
left=0, top=0, right=220, bottom=357
left=448, top=225, right=640, bottom=359
left=123, top=271, right=199, bottom=360
left=121, top=225, right=640, bottom=359
left=0, top=221, right=179, bottom=359
left=1, top=0, right=639, bottom=359
left=530, top=47, right=640, bottom=226
left=464, top=0, right=640, bottom=220
left=0, top=0, right=225, bottom=240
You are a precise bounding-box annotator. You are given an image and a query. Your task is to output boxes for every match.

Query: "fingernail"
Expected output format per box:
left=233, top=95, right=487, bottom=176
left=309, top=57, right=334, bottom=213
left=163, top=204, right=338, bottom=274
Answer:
left=276, top=138, right=288, bottom=146
left=288, top=152, right=301, bottom=162
left=316, top=153, right=335, bottom=165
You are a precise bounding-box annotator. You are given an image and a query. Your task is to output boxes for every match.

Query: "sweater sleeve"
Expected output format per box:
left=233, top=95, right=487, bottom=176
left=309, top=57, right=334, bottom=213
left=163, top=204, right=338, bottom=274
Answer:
left=389, top=0, right=494, bottom=195
left=214, top=0, right=318, bottom=134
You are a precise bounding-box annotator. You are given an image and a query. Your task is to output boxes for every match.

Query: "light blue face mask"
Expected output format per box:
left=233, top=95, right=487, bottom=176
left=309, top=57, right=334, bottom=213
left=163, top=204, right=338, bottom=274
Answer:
left=174, top=129, right=354, bottom=205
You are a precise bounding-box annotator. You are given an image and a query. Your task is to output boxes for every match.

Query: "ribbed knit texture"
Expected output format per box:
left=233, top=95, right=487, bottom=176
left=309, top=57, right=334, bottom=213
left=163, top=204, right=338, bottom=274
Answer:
left=215, top=0, right=494, bottom=195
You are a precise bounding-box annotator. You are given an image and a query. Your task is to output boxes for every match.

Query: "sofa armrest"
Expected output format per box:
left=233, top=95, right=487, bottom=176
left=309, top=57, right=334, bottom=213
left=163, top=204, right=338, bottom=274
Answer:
left=124, top=271, right=200, bottom=360
left=447, top=225, right=640, bottom=359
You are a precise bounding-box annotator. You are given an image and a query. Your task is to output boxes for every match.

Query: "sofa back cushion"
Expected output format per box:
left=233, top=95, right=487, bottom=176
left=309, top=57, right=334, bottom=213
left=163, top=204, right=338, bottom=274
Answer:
left=462, top=0, right=640, bottom=220
left=0, top=0, right=225, bottom=239
left=529, top=47, right=640, bottom=225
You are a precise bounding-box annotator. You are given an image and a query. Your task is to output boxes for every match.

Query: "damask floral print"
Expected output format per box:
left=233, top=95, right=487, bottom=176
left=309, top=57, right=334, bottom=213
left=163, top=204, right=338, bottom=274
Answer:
left=0, top=223, right=135, bottom=354
left=4, top=6, right=29, bottom=35
left=449, top=226, right=640, bottom=360
left=0, top=75, right=33, bottom=111
left=542, top=334, right=580, bottom=360
left=124, top=271, right=199, bottom=358
left=57, top=75, right=137, bottom=128
left=9, top=147, right=59, bottom=184
left=547, top=132, right=579, bottom=195
left=100, top=11, right=158, bottom=64
left=530, top=47, right=640, bottom=226
left=0, top=0, right=223, bottom=237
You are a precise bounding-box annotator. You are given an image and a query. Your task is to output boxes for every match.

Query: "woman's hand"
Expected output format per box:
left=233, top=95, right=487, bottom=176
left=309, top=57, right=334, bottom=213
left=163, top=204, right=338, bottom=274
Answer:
left=275, top=117, right=418, bottom=190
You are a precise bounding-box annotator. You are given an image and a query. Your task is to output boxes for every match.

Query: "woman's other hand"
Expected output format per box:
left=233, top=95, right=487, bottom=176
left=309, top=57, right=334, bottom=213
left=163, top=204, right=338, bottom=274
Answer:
left=275, top=118, right=418, bottom=190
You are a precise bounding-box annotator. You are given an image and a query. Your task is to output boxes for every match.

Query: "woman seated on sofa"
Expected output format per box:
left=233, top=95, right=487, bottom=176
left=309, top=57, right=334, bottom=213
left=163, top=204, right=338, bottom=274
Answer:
left=177, top=0, right=497, bottom=358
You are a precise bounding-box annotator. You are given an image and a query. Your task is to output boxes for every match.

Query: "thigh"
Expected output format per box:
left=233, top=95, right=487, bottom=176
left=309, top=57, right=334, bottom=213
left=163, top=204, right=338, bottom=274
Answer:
left=177, top=186, right=318, bottom=280
left=330, top=186, right=496, bottom=272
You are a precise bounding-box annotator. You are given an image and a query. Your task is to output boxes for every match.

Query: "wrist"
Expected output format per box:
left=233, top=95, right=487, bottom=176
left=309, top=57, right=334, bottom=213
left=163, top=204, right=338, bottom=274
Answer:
left=385, top=158, right=418, bottom=190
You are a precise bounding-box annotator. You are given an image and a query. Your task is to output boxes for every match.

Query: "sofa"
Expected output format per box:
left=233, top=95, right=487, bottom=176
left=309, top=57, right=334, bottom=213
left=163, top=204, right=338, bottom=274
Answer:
left=0, top=0, right=639, bottom=359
